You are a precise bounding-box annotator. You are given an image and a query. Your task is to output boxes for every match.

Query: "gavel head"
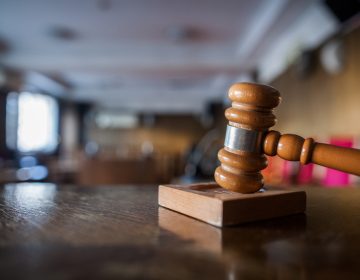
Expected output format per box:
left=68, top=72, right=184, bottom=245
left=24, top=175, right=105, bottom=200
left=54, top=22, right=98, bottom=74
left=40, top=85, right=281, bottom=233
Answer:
left=214, top=83, right=281, bottom=193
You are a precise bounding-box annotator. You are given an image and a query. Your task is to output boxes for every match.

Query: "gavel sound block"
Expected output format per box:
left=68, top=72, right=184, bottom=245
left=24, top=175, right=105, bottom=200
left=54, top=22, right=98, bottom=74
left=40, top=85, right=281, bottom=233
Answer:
left=158, top=83, right=360, bottom=227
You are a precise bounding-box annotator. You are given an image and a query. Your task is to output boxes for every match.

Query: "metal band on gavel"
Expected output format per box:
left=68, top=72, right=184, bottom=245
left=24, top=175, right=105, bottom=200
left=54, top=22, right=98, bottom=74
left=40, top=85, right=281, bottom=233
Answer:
left=224, top=125, right=263, bottom=153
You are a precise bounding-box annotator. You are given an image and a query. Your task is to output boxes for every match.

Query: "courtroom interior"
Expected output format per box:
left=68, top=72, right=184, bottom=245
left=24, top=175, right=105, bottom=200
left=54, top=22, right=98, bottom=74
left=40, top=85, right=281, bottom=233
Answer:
left=0, top=0, right=360, bottom=279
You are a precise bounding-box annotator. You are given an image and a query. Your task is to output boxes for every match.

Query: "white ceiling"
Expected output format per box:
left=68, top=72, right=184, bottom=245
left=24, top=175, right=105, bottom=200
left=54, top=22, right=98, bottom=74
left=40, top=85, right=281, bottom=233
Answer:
left=0, top=0, right=338, bottom=113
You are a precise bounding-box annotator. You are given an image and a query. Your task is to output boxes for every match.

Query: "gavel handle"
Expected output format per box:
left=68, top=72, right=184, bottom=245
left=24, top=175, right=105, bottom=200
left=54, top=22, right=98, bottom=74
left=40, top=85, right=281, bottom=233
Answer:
left=264, top=131, right=360, bottom=176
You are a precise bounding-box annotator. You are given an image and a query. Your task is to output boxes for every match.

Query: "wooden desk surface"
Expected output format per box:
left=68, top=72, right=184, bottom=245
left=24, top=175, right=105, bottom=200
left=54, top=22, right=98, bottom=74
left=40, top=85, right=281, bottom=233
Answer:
left=0, top=183, right=359, bottom=279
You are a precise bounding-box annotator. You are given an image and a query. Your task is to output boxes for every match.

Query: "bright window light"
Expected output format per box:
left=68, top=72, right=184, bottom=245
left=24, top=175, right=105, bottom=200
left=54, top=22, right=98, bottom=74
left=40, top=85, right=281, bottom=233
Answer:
left=17, top=92, right=59, bottom=153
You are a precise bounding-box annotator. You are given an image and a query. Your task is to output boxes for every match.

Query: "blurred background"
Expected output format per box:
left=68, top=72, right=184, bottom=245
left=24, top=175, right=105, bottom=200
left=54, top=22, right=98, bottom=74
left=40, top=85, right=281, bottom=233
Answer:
left=0, top=0, right=359, bottom=188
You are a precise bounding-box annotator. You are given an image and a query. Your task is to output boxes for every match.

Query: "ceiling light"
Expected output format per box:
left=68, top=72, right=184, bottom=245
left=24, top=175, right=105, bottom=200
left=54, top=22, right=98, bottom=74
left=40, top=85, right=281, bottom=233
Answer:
left=49, top=26, right=78, bottom=41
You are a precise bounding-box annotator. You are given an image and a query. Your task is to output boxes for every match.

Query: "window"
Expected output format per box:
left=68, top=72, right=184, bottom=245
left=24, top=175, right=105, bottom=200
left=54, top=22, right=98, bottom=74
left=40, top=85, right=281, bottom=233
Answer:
left=6, top=92, right=59, bottom=154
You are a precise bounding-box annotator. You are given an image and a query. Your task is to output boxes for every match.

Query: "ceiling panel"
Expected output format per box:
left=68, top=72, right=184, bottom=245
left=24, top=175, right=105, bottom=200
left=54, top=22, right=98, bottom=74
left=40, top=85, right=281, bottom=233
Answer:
left=0, top=0, right=332, bottom=113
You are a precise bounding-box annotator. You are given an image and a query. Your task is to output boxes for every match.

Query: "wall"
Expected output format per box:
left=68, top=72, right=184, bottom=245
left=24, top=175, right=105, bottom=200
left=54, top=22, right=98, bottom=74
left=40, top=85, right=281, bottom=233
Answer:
left=270, top=26, right=360, bottom=139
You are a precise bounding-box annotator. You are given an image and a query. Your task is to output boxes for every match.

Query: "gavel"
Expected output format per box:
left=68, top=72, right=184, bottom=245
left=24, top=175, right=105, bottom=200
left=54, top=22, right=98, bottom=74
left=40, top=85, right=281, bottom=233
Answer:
left=215, top=83, right=360, bottom=193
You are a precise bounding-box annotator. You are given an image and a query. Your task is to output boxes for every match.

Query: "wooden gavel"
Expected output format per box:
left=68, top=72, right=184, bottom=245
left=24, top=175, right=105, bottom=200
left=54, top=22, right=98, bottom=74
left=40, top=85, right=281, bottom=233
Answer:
left=215, top=83, right=360, bottom=193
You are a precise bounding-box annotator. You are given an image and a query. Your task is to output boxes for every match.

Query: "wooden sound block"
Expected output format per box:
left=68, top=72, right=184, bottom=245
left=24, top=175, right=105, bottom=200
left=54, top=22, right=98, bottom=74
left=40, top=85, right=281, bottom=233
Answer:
left=158, top=182, right=306, bottom=227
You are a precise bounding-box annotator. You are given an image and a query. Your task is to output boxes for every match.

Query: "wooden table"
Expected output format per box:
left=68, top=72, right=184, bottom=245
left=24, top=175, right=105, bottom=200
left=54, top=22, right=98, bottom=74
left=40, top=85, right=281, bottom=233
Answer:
left=0, top=183, right=359, bottom=279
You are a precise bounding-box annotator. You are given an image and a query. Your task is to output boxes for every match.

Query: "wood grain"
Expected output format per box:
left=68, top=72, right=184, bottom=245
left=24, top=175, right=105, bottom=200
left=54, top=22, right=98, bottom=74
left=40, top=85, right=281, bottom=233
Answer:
left=216, top=82, right=360, bottom=194
left=264, top=131, right=360, bottom=175
left=159, top=183, right=306, bottom=227
left=1, top=183, right=360, bottom=279
left=215, top=83, right=281, bottom=193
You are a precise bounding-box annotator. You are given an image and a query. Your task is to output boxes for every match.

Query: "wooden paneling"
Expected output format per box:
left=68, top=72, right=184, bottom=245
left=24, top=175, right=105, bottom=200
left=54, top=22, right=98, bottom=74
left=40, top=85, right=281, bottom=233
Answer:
left=76, top=154, right=178, bottom=185
left=88, top=115, right=207, bottom=156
